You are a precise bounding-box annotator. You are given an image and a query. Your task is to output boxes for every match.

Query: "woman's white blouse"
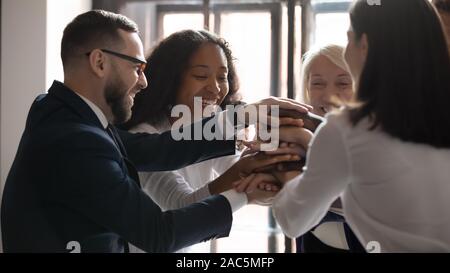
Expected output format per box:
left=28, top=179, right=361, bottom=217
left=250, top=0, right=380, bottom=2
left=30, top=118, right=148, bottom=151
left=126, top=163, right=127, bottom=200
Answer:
left=128, top=121, right=240, bottom=253
left=273, top=110, right=450, bottom=252
left=130, top=121, right=240, bottom=211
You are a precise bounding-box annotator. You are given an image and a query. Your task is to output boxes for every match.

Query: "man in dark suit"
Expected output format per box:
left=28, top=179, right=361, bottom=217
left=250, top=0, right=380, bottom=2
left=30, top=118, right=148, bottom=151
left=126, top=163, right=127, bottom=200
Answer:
left=1, top=10, right=310, bottom=252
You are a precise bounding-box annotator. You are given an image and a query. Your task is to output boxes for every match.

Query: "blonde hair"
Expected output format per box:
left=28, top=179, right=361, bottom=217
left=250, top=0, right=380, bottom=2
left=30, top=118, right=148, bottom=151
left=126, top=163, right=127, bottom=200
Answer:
left=299, top=44, right=351, bottom=104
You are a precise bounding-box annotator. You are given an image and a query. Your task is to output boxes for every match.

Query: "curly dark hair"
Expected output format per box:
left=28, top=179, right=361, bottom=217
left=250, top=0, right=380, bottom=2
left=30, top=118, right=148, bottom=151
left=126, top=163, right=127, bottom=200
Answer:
left=121, top=29, right=240, bottom=130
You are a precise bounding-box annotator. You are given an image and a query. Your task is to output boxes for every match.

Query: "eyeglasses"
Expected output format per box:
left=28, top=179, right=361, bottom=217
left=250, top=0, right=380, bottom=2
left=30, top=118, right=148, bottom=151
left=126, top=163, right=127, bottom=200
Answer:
left=85, top=49, right=147, bottom=75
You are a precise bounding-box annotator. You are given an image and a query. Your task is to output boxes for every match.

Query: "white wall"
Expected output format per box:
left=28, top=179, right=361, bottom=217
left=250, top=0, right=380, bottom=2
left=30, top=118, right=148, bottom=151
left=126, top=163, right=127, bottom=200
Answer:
left=0, top=0, right=91, bottom=253
left=46, top=0, right=92, bottom=89
left=1, top=0, right=48, bottom=198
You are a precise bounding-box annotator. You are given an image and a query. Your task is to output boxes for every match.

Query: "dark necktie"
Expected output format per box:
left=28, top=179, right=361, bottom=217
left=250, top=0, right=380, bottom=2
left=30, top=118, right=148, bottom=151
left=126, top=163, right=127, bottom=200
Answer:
left=106, top=124, right=140, bottom=186
left=106, top=125, right=126, bottom=157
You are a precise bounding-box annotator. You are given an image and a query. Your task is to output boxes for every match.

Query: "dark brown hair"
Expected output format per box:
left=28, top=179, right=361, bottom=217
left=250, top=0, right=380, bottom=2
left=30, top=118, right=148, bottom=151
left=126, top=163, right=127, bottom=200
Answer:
left=433, top=0, right=450, bottom=12
left=349, top=0, right=450, bottom=148
left=61, top=10, right=139, bottom=68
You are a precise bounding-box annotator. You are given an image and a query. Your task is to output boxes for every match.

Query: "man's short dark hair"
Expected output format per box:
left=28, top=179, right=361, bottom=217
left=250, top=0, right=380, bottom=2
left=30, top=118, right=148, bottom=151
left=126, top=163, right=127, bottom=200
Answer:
left=61, top=10, right=139, bottom=68
left=433, top=0, right=450, bottom=12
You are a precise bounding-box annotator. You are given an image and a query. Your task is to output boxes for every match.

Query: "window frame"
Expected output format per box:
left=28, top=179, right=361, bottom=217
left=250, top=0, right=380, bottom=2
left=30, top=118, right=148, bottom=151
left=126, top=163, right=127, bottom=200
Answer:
left=92, top=0, right=353, bottom=253
left=155, top=2, right=282, bottom=98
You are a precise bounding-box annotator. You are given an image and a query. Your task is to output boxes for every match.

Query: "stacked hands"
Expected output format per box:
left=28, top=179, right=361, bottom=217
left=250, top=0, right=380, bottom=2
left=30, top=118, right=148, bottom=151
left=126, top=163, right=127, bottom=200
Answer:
left=236, top=117, right=314, bottom=205
left=210, top=97, right=317, bottom=206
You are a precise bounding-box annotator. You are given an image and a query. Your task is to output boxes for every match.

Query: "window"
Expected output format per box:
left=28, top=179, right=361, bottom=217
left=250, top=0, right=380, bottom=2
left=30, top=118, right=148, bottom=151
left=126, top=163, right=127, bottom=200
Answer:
left=162, top=13, right=205, bottom=38
left=116, top=0, right=355, bottom=253
left=102, top=0, right=355, bottom=254
left=314, top=12, right=349, bottom=46
left=218, top=11, right=272, bottom=103
left=311, top=0, right=352, bottom=46
left=119, top=0, right=289, bottom=253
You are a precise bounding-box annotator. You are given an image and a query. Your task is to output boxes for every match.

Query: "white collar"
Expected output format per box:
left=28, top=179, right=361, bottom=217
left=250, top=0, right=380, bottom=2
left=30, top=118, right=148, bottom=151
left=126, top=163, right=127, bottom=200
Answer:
left=74, top=92, right=109, bottom=129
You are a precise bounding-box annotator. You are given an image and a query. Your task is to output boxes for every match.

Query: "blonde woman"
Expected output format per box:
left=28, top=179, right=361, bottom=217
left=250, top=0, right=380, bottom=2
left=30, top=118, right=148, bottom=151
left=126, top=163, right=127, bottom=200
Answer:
left=299, top=44, right=353, bottom=116
left=289, top=44, right=364, bottom=252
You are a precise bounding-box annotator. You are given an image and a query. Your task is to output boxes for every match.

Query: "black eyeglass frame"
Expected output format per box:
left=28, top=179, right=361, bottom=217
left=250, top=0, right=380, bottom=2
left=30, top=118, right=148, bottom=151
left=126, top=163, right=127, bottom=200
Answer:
left=85, top=49, right=147, bottom=74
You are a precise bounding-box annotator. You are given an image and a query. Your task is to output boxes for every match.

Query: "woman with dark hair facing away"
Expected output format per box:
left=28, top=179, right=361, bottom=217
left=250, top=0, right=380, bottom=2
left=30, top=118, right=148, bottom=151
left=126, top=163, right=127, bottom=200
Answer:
left=239, top=0, right=450, bottom=252
left=433, top=0, right=450, bottom=51
left=121, top=30, right=298, bottom=252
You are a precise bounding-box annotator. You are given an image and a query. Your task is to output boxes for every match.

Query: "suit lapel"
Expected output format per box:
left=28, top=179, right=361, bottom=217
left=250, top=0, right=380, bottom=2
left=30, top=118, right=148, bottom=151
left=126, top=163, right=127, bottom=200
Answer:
left=48, top=81, right=141, bottom=189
